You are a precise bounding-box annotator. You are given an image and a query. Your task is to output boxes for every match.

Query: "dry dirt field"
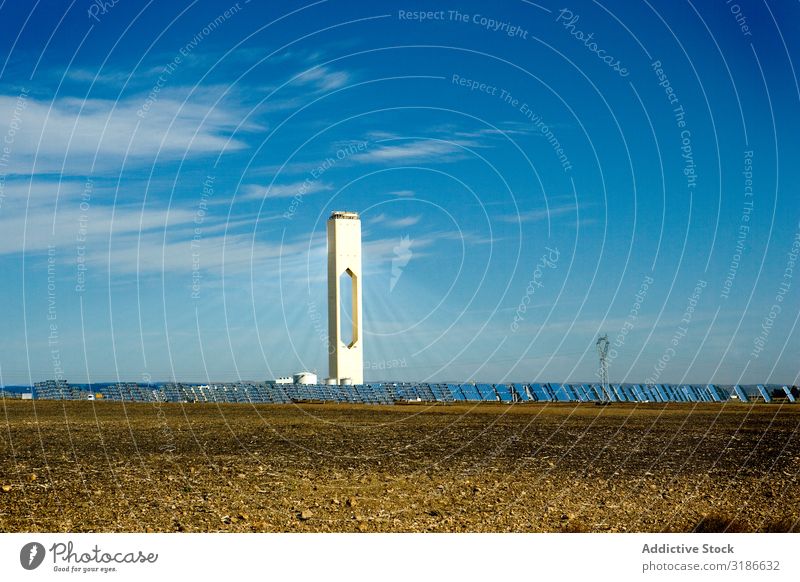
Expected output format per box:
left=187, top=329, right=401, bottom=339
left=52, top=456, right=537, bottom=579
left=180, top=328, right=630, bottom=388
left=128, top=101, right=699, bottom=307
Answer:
left=1, top=399, right=798, bottom=533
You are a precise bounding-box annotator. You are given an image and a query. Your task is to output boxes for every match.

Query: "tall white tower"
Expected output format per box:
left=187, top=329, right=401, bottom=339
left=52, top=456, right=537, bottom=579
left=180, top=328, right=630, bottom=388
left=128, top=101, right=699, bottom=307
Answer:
left=327, top=211, right=363, bottom=384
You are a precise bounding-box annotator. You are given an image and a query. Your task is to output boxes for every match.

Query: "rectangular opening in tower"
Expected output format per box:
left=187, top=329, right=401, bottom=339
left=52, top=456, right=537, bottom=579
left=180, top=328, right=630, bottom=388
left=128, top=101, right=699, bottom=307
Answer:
left=339, top=268, right=358, bottom=348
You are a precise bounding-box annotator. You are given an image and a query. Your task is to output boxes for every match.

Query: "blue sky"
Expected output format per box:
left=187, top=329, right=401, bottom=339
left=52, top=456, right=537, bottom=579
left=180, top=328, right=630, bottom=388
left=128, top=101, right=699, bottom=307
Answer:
left=0, top=0, right=798, bottom=385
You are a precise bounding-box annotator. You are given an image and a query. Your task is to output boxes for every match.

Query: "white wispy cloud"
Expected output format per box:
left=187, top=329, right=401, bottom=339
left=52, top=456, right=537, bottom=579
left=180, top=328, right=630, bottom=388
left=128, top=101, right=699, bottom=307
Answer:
left=368, top=212, right=388, bottom=224
left=64, top=68, right=140, bottom=86
left=238, top=180, right=333, bottom=200
left=0, top=179, right=197, bottom=255
left=0, top=176, right=322, bottom=281
left=497, top=202, right=578, bottom=223
left=355, top=139, right=470, bottom=164
left=366, top=213, right=421, bottom=228
left=385, top=215, right=421, bottom=228
left=292, top=64, right=351, bottom=91
left=99, top=231, right=314, bottom=276
left=0, top=86, right=257, bottom=175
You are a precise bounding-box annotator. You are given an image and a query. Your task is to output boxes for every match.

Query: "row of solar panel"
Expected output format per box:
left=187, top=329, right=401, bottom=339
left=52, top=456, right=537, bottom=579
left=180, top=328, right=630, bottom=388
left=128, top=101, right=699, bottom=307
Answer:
left=0, top=390, right=25, bottom=399
left=447, top=383, right=747, bottom=403
left=29, top=382, right=796, bottom=404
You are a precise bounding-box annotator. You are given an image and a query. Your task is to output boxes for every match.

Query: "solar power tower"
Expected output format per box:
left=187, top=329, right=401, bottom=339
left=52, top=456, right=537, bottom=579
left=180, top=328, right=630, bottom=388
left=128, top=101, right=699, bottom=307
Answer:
left=596, top=334, right=610, bottom=402
left=327, top=211, right=364, bottom=385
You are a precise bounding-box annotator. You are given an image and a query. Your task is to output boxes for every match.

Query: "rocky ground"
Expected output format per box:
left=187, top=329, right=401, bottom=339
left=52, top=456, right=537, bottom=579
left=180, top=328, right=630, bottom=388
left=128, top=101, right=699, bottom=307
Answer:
left=1, top=400, right=798, bottom=532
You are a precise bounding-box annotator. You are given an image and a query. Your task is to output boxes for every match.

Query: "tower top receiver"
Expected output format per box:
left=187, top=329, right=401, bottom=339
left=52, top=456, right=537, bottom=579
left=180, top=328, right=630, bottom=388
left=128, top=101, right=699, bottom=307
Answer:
left=329, top=211, right=359, bottom=220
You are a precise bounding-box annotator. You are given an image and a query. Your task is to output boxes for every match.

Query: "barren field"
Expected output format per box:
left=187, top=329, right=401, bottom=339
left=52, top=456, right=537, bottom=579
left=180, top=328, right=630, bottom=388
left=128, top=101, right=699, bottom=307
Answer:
left=1, top=400, right=798, bottom=533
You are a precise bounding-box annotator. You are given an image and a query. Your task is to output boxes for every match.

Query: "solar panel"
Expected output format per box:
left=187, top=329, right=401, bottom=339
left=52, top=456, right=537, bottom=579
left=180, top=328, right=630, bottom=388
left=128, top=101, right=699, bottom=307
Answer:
left=623, top=384, right=635, bottom=401
left=599, top=384, right=617, bottom=402
left=352, top=385, right=371, bottom=403
left=384, top=384, right=399, bottom=401
left=512, top=383, right=531, bottom=401
left=394, top=384, right=409, bottom=400
left=417, top=384, right=436, bottom=401
left=610, top=384, right=626, bottom=402
left=618, top=384, right=635, bottom=401
left=782, top=386, right=796, bottom=403
left=312, top=384, right=327, bottom=401
left=494, top=384, right=514, bottom=402
left=549, top=383, right=571, bottom=402
left=476, top=383, right=498, bottom=401
left=757, top=385, right=772, bottom=403
left=577, top=384, right=594, bottom=401
left=439, top=384, right=455, bottom=401
left=430, top=384, right=444, bottom=401
left=570, top=384, right=588, bottom=402
left=460, top=384, right=482, bottom=401
left=359, top=385, right=372, bottom=402
left=650, top=385, right=664, bottom=402
left=530, top=383, right=551, bottom=402
left=706, top=384, right=722, bottom=402
left=681, top=385, right=698, bottom=402
left=691, top=385, right=708, bottom=402
left=324, top=385, right=339, bottom=402
left=644, top=384, right=661, bottom=402
left=370, top=384, right=392, bottom=404
left=661, top=384, right=680, bottom=401
left=397, top=384, right=417, bottom=401
left=274, top=385, right=291, bottom=403
left=448, top=384, right=466, bottom=401
left=563, top=384, right=581, bottom=401
left=656, top=385, right=671, bottom=402
left=586, top=384, right=602, bottom=400
left=731, top=385, right=748, bottom=402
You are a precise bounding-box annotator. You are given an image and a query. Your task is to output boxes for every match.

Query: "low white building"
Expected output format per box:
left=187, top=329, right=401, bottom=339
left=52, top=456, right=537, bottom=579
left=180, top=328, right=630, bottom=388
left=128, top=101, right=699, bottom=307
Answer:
left=275, top=372, right=318, bottom=385
left=293, top=372, right=318, bottom=385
